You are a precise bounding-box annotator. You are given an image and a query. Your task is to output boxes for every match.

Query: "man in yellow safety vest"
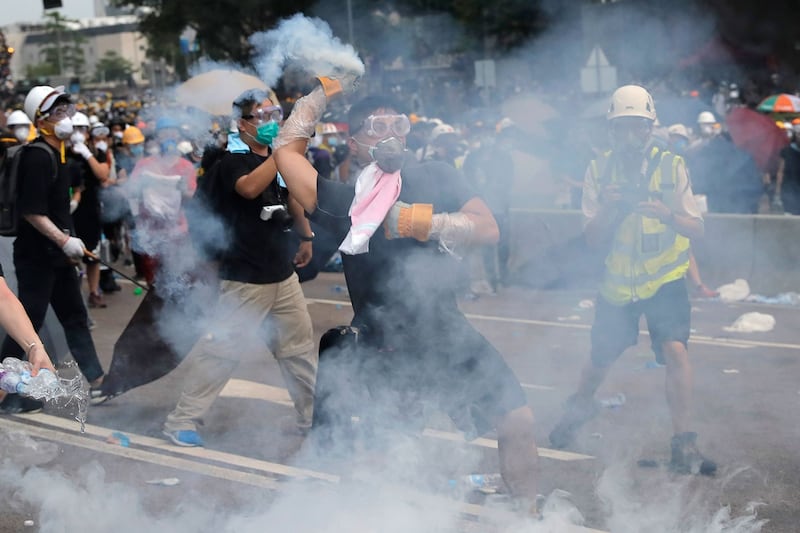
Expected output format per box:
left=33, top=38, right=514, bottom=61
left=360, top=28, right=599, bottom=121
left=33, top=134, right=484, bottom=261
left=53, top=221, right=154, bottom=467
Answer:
left=549, top=85, right=716, bottom=476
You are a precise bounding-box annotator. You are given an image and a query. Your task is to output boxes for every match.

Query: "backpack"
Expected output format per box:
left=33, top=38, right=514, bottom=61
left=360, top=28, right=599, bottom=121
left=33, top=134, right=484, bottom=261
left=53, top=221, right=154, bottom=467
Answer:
left=0, top=142, right=58, bottom=237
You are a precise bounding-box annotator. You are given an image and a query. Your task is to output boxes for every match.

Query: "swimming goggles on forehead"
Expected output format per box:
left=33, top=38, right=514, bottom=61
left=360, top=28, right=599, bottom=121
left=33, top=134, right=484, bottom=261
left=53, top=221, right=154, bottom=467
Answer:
left=362, top=114, right=411, bottom=139
left=242, top=105, right=283, bottom=123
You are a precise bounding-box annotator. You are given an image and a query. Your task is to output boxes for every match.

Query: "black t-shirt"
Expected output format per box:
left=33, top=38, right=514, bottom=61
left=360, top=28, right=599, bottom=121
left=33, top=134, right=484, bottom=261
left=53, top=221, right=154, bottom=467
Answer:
left=216, top=151, right=294, bottom=284
left=15, top=140, right=72, bottom=259
left=68, top=153, right=103, bottom=219
left=311, top=158, right=475, bottom=337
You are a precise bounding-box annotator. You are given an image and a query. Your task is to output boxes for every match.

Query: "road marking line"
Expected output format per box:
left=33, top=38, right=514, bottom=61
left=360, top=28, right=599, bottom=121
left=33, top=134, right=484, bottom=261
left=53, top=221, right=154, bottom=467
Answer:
left=0, top=416, right=279, bottom=489
left=220, top=379, right=593, bottom=462
left=521, top=383, right=556, bottom=391
left=17, top=412, right=338, bottom=482
left=1, top=415, right=606, bottom=531
left=307, top=298, right=792, bottom=351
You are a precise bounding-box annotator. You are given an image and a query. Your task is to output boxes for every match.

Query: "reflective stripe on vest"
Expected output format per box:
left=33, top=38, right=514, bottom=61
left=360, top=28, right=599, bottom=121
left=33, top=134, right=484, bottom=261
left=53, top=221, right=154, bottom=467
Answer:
left=591, top=147, right=690, bottom=305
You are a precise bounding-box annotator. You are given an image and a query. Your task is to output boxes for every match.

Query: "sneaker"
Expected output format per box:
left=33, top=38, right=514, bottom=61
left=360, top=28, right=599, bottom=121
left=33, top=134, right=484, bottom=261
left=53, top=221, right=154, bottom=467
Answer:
left=89, top=387, right=115, bottom=405
left=669, top=432, right=717, bottom=476
left=0, top=394, right=43, bottom=414
left=548, top=394, right=600, bottom=449
left=163, top=429, right=204, bottom=447
left=88, top=292, right=107, bottom=308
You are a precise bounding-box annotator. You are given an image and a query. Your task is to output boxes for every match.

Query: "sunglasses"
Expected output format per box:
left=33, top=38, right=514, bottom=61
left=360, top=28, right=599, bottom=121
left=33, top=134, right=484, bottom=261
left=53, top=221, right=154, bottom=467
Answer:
left=242, top=105, right=283, bottom=124
left=362, top=114, right=411, bottom=139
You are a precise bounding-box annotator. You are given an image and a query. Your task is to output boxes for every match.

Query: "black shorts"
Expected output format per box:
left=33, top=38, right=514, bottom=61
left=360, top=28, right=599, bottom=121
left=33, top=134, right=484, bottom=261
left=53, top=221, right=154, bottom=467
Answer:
left=590, top=279, right=691, bottom=367
left=316, top=311, right=528, bottom=440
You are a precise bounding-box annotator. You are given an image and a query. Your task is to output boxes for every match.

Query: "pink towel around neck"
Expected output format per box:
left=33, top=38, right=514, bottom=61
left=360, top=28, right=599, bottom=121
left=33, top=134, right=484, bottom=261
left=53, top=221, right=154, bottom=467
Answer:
left=339, top=162, right=402, bottom=254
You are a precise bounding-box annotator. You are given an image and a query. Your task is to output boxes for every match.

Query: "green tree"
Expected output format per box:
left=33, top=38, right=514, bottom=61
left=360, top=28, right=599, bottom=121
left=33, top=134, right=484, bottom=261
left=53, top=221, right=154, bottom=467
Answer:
left=112, top=0, right=317, bottom=79
left=25, top=62, right=58, bottom=79
left=95, top=50, right=135, bottom=82
left=38, top=12, right=87, bottom=77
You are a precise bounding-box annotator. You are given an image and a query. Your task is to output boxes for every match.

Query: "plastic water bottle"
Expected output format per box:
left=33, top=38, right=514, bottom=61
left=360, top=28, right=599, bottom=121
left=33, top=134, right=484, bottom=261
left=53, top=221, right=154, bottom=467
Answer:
left=99, top=233, right=111, bottom=263
left=0, top=357, right=62, bottom=399
left=449, top=473, right=506, bottom=494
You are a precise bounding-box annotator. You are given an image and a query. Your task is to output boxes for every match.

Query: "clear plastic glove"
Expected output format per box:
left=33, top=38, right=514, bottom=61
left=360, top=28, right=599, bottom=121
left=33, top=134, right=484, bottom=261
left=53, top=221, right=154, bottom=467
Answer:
left=61, top=236, right=86, bottom=260
left=94, top=140, right=108, bottom=153
left=272, top=86, right=328, bottom=150
left=72, top=142, right=93, bottom=161
left=69, top=199, right=79, bottom=214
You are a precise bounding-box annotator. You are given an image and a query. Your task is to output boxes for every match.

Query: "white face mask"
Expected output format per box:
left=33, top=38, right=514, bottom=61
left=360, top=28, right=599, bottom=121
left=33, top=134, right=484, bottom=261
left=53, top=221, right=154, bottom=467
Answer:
left=70, top=132, right=86, bottom=145
left=13, top=126, right=29, bottom=142
left=53, top=117, right=74, bottom=140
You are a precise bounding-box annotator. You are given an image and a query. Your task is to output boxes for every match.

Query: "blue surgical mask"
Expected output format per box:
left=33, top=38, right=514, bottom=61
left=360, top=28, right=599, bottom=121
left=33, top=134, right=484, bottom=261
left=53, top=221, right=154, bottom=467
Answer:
left=254, top=121, right=280, bottom=146
left=672, top=139, right=688, bottom=155
left=130, top=144, right=144, bottom=157
left=159, top=139, right=178, bottom=155
left=327, top=136, right=339, bottom=147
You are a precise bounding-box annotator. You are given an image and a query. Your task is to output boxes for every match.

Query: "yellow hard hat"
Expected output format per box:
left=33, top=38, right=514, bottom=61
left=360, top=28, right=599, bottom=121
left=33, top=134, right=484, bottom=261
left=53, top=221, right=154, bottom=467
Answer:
left=122, top=125, right=145, bottom=144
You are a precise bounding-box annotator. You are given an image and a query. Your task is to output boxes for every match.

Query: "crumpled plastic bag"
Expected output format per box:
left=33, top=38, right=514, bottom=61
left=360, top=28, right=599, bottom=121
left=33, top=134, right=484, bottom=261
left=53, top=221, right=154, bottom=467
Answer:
left=717, top=279, right=750, bottom=302
left=723, top=312, right=775, bottom=333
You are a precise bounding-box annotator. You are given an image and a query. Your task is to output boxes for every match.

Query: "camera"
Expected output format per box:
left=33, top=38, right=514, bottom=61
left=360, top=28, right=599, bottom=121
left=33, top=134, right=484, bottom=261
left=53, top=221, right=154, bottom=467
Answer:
left=260, top=205, right=294, bottom=231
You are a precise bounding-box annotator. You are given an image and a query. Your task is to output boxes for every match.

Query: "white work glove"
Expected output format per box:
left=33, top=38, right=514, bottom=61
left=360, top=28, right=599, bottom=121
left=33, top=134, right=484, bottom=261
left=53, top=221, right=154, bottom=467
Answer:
left=61, top=236, right=86, bottom=260
left=94, top=140, right=108, bottom=153
left=72, top=142, right=93, bottom=161
left=69, top=199, right=79, bottom=214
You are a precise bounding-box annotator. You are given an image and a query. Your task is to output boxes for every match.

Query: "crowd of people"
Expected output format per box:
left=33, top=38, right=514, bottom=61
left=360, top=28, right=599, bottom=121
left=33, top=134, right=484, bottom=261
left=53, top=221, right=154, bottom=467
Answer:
left=3, top=74, right=799, bottom=516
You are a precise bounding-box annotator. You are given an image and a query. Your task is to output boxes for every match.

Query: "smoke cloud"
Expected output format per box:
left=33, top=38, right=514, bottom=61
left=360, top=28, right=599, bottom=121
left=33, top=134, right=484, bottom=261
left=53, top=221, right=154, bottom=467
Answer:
left=249, top=14, right=365, bottom=88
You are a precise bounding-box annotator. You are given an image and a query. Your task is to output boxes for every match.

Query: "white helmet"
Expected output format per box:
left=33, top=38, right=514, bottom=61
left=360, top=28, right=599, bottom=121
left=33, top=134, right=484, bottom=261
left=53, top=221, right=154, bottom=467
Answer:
left=431, top=123, right=455, bottom=141
left=176, top=140, right=194, bottom=156
left=667, top=123, right=690, bottom=140
left=6, top=110, right=31, bottom=127
left=697, top=111, right=716, bottom=125
left=23, top=85, right=68, bottom=122
left=607, top=85, right=656, bottom=121
left=72, top=112, right=91, bottom=128
left=88, top=114, right=99, bottom=126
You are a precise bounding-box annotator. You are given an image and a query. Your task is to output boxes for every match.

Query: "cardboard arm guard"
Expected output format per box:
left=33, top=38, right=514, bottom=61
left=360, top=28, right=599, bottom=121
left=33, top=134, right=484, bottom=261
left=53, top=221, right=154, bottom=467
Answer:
left=384, top=202, right=434, bottom=241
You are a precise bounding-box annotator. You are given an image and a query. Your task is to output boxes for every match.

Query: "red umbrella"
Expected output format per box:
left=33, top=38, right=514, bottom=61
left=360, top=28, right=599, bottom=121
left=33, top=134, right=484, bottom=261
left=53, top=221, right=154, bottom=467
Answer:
left=725, top=107, right=789, bottom=173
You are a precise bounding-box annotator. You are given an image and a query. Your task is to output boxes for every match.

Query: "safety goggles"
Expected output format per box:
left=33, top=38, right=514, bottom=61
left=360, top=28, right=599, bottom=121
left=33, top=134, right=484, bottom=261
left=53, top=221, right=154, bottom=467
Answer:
left=609, top=117, right=652, bottom=137
left=242, top=105, right=283, bottom=124
left=91, top=126, right=110, bottom=138
left=44, top=103, right=77, bottom=121
left=362, top=114, right=411, bottom=139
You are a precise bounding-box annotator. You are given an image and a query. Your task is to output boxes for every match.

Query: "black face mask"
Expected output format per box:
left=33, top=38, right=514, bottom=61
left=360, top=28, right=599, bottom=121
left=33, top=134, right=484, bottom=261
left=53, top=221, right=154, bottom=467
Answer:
left=370, top=137, right=407, bottom=173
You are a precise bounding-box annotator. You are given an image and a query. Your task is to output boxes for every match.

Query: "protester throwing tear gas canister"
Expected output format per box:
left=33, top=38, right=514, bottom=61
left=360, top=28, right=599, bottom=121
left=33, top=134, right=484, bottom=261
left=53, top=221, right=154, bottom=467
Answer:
left=273, top=76, right=540, bottom=516
left=548, top=85, right=717, bottom=476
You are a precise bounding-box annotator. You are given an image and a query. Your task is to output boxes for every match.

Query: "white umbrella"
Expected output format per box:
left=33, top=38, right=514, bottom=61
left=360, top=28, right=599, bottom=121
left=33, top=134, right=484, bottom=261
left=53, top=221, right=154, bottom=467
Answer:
left=174, top=69, right=278, bottom=116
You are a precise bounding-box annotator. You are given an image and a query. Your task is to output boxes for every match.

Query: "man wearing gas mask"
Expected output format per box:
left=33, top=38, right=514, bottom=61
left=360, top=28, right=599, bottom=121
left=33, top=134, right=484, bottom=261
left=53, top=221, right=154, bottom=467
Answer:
left=548, top=85, right=716, bottom=476
left=162, top=89, right=318, bottom=447
left=273, top=79, right=540, bottom=516
left=0, top=86, right=106, bottom=413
